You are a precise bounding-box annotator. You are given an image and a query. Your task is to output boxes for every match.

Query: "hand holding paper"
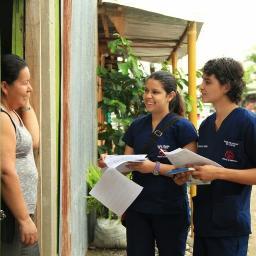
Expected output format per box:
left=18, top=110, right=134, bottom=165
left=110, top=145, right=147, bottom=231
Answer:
left=164, top=148, right=221, bottom=185
left=166, top=167, right=194, bottom=175
left=164, top=148, right=221, bottom=168
left=104, top=154, right=146, bottom=173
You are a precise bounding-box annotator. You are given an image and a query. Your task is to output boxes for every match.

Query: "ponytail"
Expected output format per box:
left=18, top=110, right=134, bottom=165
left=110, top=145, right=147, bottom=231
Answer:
left=146, top=71, right=185, bottom=116
left=169, top=91, right=185, bottom=117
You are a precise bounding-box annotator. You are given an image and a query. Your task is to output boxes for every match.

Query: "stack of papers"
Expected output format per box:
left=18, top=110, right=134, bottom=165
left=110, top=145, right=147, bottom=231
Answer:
left=104, top=154, right=147, bottom=173
left=164, top=148, right=221, bottom=167
left=164, top=148, right=222, bottom=185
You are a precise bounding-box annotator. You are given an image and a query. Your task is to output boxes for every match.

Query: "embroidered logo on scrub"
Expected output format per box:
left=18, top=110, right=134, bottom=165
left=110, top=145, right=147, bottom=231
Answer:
left=157, top=145, right=170, bottom=158
left=224, top=150, right=235, bottom=160
left=222, top=140, right=239, bottom=162
left=198, top=144, right=208, bottom=148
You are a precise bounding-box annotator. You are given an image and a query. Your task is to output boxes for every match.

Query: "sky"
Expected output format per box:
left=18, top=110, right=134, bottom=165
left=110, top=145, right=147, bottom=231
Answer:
left=192, top=0, right=256, bottom=68
left=104, top=0, right=256, bottom=68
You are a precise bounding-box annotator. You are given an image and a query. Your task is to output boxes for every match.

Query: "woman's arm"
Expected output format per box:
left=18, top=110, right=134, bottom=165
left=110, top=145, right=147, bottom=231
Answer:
left=183, top=141, right=197, bottom=153
left=17, top=103, right=39, bottom=150
left=124, top=145, right=134, bottom=155
left=192, top=165, right=256, bottom=185
left=125, top=141, right=197, bottom=176
left=0, top=113, right=38, bottom=245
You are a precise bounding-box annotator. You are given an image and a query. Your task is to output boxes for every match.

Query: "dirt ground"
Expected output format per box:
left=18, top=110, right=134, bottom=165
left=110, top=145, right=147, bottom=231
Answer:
left=86, top=247, right=126, bottom=256
left=86, top=187, right=256, bottom=256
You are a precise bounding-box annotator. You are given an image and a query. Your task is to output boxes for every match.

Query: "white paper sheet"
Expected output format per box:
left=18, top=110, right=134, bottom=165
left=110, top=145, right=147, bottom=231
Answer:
left=104, top=154, right=147, bottom=173
left=164, top=148, right=222, bottom=185
left=164, top=148, right=222, bottom=167
left=89, top=168, right=143, bottom=216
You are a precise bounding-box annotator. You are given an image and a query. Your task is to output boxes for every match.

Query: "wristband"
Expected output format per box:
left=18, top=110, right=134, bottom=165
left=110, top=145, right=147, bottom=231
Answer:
left=152, top=161, right=160, bottom=176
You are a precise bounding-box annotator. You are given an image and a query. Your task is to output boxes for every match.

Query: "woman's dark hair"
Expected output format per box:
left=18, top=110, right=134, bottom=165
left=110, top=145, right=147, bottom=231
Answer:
left=202, top=57, right=245, bottom=104
left=1, top=54, right=27, bottom=85
left=146, top=71, right=185, bottom=116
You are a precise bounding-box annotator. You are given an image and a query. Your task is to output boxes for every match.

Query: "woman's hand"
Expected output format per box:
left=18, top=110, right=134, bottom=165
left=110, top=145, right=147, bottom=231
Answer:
left=192, top=165, right=220, bottom=181
left=125, top=159, right=155, bottom=174
left=19, top=216, right=38, bottom=245
left=173, top=172, right=191, bottom=185
left=98, top=153, right=107, bottom=168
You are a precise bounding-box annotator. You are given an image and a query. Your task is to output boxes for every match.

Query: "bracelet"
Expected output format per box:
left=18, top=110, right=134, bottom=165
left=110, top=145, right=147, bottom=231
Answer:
left=152, top=161, right=160, bottom=176
left=21, top=106, right=31, bottom=112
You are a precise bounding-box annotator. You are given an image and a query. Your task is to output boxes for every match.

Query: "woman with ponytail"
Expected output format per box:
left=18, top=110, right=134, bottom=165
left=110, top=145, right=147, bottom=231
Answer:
left=122, top=70, right=198, bottom=256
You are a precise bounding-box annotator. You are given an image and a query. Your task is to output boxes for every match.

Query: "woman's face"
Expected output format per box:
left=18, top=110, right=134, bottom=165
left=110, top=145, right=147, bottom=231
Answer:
left=2, top=66, right=32, bottom=109
left=200, top=74, right=230, bottom=104
left=143, top=78, right=174, bottom=114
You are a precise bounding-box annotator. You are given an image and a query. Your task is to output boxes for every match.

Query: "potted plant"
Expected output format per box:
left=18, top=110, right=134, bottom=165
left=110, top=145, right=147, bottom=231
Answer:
left=86, top=164, right=105, bottom=244
left=86, top=165, right=126, bottom=248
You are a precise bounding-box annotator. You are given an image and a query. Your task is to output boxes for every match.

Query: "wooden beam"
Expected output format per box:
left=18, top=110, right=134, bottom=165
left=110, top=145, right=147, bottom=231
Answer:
left=40, top=0, right=58, bottom=254
left=188, top=21, right=197, bottom=127
left=61, top=0, right=72, bottom=255
left=25, top=0, right=42, bottom=250
left=131, top=45, right=175, bottom=48
left=120, top=54, right=170, bottom=58
left=100, top=12, right=110, bottom=38
left=171, top=51, right=178, bottom=74
left=99, top=37, right=179, bottom=44
left=167, top=22, right=190, bottom=61
left=187, top=22, right=197, bottom=205
left=106, top=7, right=125, bottom=36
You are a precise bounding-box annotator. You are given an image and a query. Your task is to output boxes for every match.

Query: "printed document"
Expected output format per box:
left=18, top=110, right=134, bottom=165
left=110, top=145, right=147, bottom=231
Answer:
left=104, top=154, right=146, bottom=173
left=164, top=148, right=222, bottom=185
left=89, top=168, right=143, bottom=216
left=164, top=148, right=222, bottom=167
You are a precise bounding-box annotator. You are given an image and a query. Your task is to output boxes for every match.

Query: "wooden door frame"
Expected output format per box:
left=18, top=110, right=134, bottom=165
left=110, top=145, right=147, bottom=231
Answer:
left=25, top=0, right=59, bottom=255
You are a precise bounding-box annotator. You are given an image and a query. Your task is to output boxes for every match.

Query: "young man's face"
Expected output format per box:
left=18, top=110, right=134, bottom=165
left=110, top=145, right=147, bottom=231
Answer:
left=200, top=74, right=230, bottom=104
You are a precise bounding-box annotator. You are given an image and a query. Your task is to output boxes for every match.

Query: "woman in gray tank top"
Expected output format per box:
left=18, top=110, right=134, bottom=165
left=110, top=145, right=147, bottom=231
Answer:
left=1, top=54, right=40, bottom=255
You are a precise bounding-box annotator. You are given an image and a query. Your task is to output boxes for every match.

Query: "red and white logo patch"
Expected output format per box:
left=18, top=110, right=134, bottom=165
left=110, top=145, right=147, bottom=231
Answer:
left=224, top=150, right=235, bottom=160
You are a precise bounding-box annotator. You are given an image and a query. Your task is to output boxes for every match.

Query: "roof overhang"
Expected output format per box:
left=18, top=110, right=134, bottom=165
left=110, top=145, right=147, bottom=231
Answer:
left=98, top=1, right=203, bottom=63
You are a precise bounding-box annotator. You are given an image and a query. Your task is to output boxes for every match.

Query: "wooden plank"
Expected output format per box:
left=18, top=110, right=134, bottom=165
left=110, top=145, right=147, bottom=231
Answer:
left=107, top=7, right=125, bottom=36
left=99, top=37, right=178, bottom=43
left=59, top=1, right=98, bottom=255
left=55, top=0, right=60, bottom=149
left=100, top=13, right=110, bottom=39
left=40, top=0, right=58, bottom=255
left=25, top=0, right=42, bottom=251
left=60, top=0, right=72, bottom=254
left=167, top=22, right=190, bottom=61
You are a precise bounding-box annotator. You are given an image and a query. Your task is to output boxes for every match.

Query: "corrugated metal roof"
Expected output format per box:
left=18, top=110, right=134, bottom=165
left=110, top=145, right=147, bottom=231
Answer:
left=99, top=2, right=203, bottom=63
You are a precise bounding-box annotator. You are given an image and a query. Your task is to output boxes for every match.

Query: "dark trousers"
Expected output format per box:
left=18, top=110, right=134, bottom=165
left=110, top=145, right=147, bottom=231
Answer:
left=1, top=218, right=40, bottom=256
left=126, top=210, right=189, bottom=256
left=193, top=235, right=249, bottom=256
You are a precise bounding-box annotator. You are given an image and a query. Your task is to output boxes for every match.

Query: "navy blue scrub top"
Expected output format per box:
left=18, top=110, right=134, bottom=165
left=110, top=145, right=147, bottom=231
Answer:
left=194, top=108, right=256, bottom=237
left=123, top=113, right=198, bottom=214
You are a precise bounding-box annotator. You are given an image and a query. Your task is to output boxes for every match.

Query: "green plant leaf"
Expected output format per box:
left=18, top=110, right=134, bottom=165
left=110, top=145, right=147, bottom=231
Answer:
left=118, top=62, right=129, bottom=75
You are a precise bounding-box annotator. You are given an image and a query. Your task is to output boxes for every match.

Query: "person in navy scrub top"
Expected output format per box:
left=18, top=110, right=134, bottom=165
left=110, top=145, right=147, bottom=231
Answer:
left=121, top=71, right=198, bottom=256
left=176, top=58, right=256, bottom=256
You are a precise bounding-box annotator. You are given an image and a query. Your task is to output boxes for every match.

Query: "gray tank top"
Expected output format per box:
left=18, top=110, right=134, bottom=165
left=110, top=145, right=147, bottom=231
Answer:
left=1, top=107, right=38, bottom=214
